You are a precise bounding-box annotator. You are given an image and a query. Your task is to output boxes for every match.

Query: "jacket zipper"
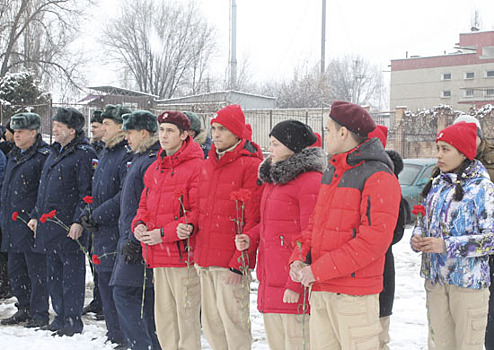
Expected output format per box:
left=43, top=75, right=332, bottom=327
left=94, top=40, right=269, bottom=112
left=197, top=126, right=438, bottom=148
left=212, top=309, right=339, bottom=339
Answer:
left=351, top=228, right=356, bottom=278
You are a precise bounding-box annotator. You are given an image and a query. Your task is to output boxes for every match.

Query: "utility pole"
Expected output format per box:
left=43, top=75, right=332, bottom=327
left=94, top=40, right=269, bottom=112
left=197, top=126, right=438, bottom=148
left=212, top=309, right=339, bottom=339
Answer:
left=229, top=0, right=237, bottom=90
left=321, top=0, right=326, bottom=75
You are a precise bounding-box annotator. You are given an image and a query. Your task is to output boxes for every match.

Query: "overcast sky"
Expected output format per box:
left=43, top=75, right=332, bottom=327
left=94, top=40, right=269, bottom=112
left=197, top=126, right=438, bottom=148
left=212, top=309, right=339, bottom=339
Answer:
left=84, top=0, right=494, bottom=87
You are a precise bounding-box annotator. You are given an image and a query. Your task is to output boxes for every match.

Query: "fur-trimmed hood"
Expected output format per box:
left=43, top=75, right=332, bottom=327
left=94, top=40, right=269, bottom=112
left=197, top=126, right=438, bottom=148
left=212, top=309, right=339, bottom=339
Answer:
left=105, top=131, right=126, bottom=149
left=133, top=134, right=158, bottom=154
left=259, top=147, right=327, bottom=184
left=194, top=128, right=209, bottom=146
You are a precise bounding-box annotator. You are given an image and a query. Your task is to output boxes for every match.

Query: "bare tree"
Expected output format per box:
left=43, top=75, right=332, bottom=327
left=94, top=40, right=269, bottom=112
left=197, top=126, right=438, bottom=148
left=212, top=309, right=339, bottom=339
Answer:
left=101, top=0, right=216, bottom=98
left=0, top=0, right=93, bottom=89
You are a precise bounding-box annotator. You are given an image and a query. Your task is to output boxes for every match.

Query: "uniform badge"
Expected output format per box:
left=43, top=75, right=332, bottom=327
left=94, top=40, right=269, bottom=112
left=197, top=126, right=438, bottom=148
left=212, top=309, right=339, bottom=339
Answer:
left=92, top=159, right=99, bottom=169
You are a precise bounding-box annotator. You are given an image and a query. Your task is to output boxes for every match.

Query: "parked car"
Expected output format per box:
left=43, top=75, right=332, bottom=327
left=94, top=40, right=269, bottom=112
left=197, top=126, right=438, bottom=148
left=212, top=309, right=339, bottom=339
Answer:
left=398, top=158, right=437, bottom=223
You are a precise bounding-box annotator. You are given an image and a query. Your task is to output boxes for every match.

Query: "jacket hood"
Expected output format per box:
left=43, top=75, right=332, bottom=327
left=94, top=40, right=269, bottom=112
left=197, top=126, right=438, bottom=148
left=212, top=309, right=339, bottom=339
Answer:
left=386, top=150, right=403, bottom=176
left=210, top=138, right=263, bottom=165
left=133, top=135, right=159, bottom=154
left=157, top=136, right=204, bottom=168
left=259, top=147, right=327, bottom=184
left=345, top=138, right=394, bottom=172
left=435, top=159, right=490, bottom=185
left=105, top=131, right=126, bottom=149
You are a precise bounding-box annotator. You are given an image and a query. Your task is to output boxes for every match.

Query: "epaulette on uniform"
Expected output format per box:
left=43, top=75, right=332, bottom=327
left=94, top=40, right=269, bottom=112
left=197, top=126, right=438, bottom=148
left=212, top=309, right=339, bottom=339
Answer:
left=148, top=149, right=158, bottom=158
left=77, top=144, right=95, bottom=153
left=124, top=145, right=133, bottom=153
left=38, top=147, right=51, bottom=155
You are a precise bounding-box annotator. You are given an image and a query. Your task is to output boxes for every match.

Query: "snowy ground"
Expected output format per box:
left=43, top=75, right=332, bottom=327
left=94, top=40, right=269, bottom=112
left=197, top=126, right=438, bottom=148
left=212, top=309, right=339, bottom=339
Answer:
left=0, top=227, right=429, bottom=349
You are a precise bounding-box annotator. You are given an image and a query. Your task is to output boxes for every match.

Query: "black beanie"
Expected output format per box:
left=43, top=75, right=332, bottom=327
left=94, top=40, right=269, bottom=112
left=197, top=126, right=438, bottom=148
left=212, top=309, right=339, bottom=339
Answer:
left=90, top=110, right=103, bottom=124
left=101, top=104, right=132, bottom=124
left=269, top=120, right=317, bottom=153
left=53, top=107, right=85, bottom=132
left=122, top=110, right=158, bottom=133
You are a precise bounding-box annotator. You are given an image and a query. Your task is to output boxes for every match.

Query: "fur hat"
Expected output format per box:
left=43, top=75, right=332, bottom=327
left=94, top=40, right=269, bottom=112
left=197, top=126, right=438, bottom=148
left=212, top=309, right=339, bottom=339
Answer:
left=329, top=101, right=376, bottom=137
left=122, top=110, right=158, bottom=133
left=90, top=110, right=103, bottom=124
left=269, top=120, right=317, bottom=153
left=436, top=122, right=477, bottom=161
left=158, top=111, right=190, bottom=131
left=53, top=108, right=85, bottom=132
left=101, top=104, right=132, bottom=124
left=210, top=104, right=246, bottom=139
left=368, top=125, right=388, bottom=148
left=453, top=115, right=483, bottom=139
left=183, top=111, right=202, bottom=134
left=11, top=112, right=41, bottom=130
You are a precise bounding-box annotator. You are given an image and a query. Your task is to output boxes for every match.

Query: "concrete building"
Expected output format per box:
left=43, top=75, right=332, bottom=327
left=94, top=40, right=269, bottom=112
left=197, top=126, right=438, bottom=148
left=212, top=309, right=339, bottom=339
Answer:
left=390, top=31, right=494, bottom=116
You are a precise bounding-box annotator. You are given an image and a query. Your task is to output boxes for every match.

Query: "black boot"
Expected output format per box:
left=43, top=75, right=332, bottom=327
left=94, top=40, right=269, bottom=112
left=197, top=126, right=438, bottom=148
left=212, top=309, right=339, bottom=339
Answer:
left=1, top=305, right=31, bottom=325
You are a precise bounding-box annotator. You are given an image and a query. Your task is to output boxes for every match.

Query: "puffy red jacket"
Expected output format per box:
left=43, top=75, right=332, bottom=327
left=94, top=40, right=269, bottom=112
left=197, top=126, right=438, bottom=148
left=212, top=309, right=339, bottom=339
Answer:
left=248, top=148, right=325, bottom=314
left=132, top=137, right=204, bottom=268
left=290, top=138, right=401, bottom=295
left=194, top=139, right=263, bottom=270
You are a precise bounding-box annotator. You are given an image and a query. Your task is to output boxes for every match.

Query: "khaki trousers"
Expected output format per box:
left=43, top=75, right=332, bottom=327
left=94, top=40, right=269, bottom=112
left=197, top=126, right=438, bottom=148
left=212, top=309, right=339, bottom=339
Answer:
left=426, top=280, right=489, bottom=350
left=264, top=312, right=310, bottom=350
left=196, top=265, right=252, bottom=350
left=309, top=291, right=381, bottom=350
left=378, top=316, right=390, bottom=350
left=154, top=266, right=201, bottom=350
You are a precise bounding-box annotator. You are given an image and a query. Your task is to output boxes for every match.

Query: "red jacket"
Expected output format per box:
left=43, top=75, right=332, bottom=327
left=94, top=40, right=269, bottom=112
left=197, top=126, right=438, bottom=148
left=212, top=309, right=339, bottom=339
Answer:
left=248, top=148, right=325, bottom=314
left=132, top=137, right=204, bottom=268
left=194, top=139, right=263, bottom=270
left=290, top=138, right=401, bottom=295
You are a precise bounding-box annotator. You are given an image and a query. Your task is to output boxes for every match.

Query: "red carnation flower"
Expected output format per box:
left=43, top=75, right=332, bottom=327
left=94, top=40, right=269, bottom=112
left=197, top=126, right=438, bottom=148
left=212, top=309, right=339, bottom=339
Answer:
left=12, top=211, right=19, bottom=221
left=83, top=196, right=93, bottom=204
left=412, top=205, right=426, bottom=216
left=230, top=189, right=252, bottom=202
left=48, top=210, right=57, bottom=219
left=92, top=254, right=101, bottom=265
left=39, top=214, right=48, bottom=224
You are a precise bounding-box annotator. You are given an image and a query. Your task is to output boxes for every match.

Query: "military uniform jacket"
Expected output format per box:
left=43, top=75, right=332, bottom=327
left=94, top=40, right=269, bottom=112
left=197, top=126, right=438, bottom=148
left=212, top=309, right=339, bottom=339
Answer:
left=110, top=140, right=160, bottom=287
left=91, top=137, right=132, bottom=272
left=33, top=134, right=96, bottom=253
left=1, top=135, right=50, bottom=252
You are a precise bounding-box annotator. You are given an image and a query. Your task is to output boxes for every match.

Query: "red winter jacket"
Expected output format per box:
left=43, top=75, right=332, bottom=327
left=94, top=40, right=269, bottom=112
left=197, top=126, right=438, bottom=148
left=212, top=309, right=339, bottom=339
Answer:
left=194, top=139, right=263, bottom=270
left=248, top=148, right=325, bottom=314
left=132, top=137, right=204, bottom=268
left=290, top=138, right=401, bottom=295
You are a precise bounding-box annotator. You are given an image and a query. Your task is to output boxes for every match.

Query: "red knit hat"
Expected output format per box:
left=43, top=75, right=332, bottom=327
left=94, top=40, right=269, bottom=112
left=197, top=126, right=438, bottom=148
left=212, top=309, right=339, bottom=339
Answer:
left=368, top=125, right=388, bottom=148
left=436, top=122, right=477, bottom=160
left=210, top=104, right=246, bottom=138
left=158, top=111, right=191, bottom=131
left=329, top=101, right=376, bottom=137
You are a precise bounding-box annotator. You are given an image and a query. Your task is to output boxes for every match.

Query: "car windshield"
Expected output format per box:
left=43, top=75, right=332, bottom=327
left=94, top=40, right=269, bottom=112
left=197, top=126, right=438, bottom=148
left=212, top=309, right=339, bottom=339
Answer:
left=398, top=163, right=422, bottom=186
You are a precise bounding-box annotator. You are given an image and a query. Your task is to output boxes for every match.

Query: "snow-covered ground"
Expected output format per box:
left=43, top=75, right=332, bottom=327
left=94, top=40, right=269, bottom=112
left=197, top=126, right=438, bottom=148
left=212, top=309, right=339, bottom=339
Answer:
left=0, top=227, right=428, bottom=349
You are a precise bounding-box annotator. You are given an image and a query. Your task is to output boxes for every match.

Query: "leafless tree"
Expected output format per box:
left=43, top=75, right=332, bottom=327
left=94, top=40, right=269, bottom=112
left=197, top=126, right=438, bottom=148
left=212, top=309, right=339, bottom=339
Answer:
left=101, top=0, right=216, bottom=98
left=0, top=0, right=93, bottom=90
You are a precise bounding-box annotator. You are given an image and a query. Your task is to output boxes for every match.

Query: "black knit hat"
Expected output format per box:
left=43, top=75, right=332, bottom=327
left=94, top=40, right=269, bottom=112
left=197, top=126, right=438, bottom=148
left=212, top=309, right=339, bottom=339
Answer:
left=269, top=120, right=317, bottom=153
left=11, top=112, right=41, bottom=130
left=183, top=111, right=201, bottom=134
left=101, top=104, right=132, bottom=124
left=122, top=110, right=158, bottom=133
left=53, top=107, right=85, bottom=132
left=90, top=110, right=103, bottom=124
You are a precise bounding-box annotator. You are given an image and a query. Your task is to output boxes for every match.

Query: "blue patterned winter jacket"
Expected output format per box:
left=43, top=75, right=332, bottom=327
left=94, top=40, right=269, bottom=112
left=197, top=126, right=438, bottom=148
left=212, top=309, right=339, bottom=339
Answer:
left=412, top=160, right=494, bottom=289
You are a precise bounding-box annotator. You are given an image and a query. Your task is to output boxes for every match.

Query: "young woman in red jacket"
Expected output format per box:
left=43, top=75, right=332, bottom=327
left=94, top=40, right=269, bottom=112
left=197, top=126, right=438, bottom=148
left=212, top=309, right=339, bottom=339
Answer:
left=236, top=120, right=326, bottom=350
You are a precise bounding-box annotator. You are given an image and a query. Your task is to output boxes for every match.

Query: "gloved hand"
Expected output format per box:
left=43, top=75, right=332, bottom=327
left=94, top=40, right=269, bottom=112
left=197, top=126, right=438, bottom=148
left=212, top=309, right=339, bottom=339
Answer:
left=80, top=213, right=98, bottom=232
left=121, top=240, right=143, bottom=264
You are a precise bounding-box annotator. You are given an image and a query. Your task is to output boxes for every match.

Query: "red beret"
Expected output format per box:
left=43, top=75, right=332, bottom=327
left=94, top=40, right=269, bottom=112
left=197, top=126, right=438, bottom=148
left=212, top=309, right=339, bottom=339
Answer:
left=210, top=104, right=246, bottom=139
left=157, top=111, right=191, bottom=131
left=436, top=122, right=477, bottom=161
left=368, top=125, right=388, bottom=148
left=329, top=101, right=376, bottom=137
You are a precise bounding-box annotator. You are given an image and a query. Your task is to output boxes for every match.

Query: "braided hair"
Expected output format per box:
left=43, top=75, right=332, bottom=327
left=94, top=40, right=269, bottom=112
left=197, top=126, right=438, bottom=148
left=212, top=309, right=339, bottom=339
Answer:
left=421, top=159, right=472, bottom=201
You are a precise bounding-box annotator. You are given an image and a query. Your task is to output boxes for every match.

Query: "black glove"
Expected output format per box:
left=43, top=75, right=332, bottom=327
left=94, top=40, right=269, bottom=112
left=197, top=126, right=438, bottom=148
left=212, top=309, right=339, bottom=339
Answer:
left=80, top=213, right=98, bottom=232
left=121, top=240, right=143, bottom=264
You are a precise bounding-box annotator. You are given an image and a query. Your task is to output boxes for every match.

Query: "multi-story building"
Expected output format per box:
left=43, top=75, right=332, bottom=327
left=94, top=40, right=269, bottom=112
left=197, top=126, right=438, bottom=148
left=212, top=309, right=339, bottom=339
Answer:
left=390, top=30, right=494, bottom=117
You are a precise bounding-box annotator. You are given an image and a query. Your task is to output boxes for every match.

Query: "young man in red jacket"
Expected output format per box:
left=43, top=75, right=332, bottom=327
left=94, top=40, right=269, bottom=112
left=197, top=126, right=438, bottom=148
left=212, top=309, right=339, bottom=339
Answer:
left=289, top=101, right=401, bottom=349
left=193, top=104, right=263, bottom=349
left=132, top=111, right=204, bottom=350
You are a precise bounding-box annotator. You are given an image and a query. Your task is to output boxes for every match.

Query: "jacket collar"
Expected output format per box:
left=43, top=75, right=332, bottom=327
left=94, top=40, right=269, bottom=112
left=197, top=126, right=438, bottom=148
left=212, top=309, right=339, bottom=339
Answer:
left=209, top=139, right=263, bottom=167
left=330, top=138, right=394, bottom=172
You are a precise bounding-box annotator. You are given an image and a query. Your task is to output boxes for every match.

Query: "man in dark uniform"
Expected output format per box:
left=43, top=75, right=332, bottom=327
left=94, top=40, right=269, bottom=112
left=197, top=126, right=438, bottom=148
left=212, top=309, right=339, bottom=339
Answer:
left=0, top=113, right=50, bottom=327
left=110, top=110, right=161, bottom=349
left=30, top=107, right=96, bottom=336
left=90, top=110, right=105, bottom=155
left=80, top=104, right=132, bottom=347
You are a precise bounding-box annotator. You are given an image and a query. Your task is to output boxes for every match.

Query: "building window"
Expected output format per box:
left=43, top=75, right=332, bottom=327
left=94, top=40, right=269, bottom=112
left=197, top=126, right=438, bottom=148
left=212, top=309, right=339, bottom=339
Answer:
left=441, top=73, right=451, bottom=80
left=464, top=89, right=474, bottom=97
left=486, top=71, right=494, bottom=78
left=486, top=89, right=494, bottom=96
left=465, top=72, right=475, bottom=79
left=441, top=90, right=451, bottom=98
